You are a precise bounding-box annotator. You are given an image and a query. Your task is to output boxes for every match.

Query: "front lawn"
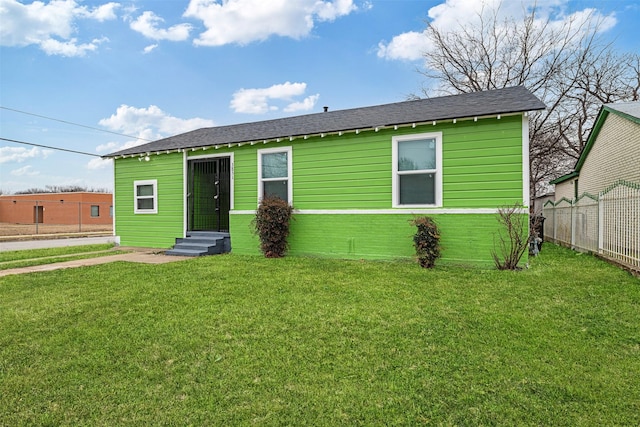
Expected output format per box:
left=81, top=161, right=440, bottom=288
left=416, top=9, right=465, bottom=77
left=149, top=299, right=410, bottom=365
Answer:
left=1, top=245, right=638, bottom=425
left=0, top=243, right=120, bottom=270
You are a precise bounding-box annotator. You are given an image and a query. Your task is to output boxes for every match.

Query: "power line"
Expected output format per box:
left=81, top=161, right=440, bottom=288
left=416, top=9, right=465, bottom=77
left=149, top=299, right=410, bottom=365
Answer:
left=0, top=106, right=152, bottom=142
left=0, top=137, right=102, bottom=157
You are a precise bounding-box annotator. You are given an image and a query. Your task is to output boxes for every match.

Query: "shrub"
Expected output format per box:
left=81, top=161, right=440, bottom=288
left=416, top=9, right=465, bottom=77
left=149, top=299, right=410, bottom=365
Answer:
left=491, top=203, right=529, bottom=270
left=410, top=216, right=441, bottom=268
left=253, top=196, right=293, bottom=258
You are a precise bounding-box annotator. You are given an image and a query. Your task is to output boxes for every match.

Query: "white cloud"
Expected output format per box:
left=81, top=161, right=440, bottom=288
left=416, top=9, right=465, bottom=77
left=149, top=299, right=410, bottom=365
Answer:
left=376, top=0, right=617, bottom=61
left=40, top=36, right=108, bottom=57
left=81, top=2, right=119, bottom=21
left=314, top=0, right=358, bottom=21
left=98, top=105, right=215, bottom=152
left=183, top=0, right=357, bottom=46
left=559, top=7, right=616, bottom=33
left=0, top=0, right=119, bottom=56
left=95, top=141, right=121, bottom=153
left=0, top=146, right=53, bottom=164
left=284, top=94, right=320, bottom=113
left=142, top=43, right=158, bottom=54
left=87, top=157, right=112, bottom=170
left=10, top=165, right=39, bottom=176
left=230, top=82, right=318, bottom=114
left=130, top=11, right=192, bottom=41
left=376, top=31, right=429, bottom=61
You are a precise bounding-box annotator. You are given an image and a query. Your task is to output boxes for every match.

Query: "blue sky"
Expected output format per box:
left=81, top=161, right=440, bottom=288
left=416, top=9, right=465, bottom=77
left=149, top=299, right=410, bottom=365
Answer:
left=1, top=0, right=638, bottom=194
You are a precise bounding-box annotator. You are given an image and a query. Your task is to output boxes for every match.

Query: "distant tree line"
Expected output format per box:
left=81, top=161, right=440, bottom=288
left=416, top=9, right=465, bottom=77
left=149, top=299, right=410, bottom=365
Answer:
left=6, top=186, right=111, bottom=195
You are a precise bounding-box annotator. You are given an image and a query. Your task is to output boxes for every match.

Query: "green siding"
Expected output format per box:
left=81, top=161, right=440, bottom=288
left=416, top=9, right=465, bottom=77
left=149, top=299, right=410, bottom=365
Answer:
left=230, top=212, right=528, bottom=267
left=114, top=154, right=184, bottom=247
left=181, top=115, right=525, bottom=212
left=225, top=115, right=524, bottom=210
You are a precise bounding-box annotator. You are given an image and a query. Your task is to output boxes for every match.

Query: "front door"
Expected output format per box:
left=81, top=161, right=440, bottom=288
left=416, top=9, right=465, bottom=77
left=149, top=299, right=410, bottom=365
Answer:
left=187, top=157, right=231, bottom=232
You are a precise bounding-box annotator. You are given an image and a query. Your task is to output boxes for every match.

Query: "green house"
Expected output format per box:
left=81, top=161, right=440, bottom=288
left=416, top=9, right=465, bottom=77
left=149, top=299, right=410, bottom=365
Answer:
left=104, top=86, right=545, bottom=266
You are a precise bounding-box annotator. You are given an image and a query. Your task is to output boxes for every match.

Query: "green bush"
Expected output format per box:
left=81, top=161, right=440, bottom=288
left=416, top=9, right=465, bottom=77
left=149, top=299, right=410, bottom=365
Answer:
left=253, top=196, right=293, bottom=258
left=410, top=216, right=441, bottom=268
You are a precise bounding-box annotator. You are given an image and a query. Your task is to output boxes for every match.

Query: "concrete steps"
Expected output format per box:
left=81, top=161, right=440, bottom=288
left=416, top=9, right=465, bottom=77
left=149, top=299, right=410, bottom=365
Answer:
left=165, top=231, right=231, bottom=257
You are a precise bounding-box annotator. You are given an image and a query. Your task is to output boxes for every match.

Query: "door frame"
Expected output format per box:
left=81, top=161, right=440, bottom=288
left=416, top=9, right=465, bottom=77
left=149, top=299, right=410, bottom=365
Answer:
left=184, top=152, right=234, bottom=235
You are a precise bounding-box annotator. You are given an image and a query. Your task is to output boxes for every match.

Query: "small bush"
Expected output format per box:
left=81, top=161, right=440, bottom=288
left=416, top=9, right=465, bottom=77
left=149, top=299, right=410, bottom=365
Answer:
left=253, top=196, right=293, bottom=258
left=410, top=216, right=441, bottom=268
left=491, top=203, right=529, bottom=270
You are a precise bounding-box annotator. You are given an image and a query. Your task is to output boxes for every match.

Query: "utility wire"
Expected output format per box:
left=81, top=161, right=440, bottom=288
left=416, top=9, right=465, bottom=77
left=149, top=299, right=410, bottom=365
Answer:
left=0, top=106, right=151, bottom=142
left=0, top=137, right=102, bottom=157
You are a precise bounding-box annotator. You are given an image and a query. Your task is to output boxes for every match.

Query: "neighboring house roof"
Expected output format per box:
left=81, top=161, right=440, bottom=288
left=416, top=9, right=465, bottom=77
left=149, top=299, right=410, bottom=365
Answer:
left=550, top=101, right=640, bottom=185
left=104, top=85, right=545, bottom=158
left=534, top=191, right=555, bottom=200
left=607, top=101, right=640, bottom=124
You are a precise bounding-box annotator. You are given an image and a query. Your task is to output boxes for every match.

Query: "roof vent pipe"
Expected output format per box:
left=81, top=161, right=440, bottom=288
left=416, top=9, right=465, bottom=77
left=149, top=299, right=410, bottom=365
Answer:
left=323, top=106, right=328, bottom=112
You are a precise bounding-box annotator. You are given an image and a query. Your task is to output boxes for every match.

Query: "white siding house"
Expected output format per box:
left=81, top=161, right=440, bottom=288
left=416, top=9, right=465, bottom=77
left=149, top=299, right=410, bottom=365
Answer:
left=547, top=101, right=640, bottom=271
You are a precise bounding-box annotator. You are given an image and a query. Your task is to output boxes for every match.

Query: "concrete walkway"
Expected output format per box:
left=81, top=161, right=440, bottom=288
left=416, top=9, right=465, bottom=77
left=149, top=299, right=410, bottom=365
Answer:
left=0, top=236, right=117, bottom=252
left=0, top=237, right=192, bottom=277
left=0, top=249, right=192, bottom=277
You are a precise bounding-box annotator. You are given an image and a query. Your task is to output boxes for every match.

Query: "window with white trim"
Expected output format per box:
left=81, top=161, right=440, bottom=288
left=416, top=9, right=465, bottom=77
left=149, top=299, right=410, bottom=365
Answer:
left=258, top=146, right=292, bottom=204
left=392, top=132, right=443, bottom=207
left=134, top=180, right=158, bottom=214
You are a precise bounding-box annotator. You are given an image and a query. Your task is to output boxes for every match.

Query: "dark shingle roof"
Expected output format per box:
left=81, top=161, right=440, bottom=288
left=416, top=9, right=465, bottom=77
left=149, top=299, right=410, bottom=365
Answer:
left=105, top=86, right=545, bottom=158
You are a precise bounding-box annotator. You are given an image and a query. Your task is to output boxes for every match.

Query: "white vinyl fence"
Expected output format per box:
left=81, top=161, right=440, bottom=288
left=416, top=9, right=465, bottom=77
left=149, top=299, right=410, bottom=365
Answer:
left=543, top=180, right=640, bottom=272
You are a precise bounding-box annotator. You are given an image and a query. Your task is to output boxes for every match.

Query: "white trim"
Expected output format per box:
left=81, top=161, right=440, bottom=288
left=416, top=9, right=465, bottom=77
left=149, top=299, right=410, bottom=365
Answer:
left=522, top=114, right=530, bottom=207
left=182, top=150, right=188, bottom=237
left=228, top=152, right=235, bottom=210
left=134, top=179, right=158, bottom=214
left=186, top=152, right=235, bottom=210
left=188, top=152, right=233, bottom=161
left=230, top=208, right=524, bottom=215
left=257, top=146, right=293, bottom=204
left=111, top=162, right=116, bottom=236
left=392, top=132, right=443, bottom=208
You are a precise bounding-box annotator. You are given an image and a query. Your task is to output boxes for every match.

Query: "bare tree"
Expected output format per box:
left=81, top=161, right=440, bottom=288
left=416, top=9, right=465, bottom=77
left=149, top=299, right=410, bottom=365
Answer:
left=419, top=2, right=640, bottom=201
left=13, top=185, right=111, bottom=195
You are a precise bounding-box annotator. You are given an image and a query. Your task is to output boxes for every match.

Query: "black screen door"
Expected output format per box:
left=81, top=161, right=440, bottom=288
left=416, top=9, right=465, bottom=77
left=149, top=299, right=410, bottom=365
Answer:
left=187, top=158, right=231, bottom=232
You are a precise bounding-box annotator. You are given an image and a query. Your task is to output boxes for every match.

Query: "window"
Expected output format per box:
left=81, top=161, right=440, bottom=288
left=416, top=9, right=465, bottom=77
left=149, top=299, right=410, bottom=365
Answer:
left=258, top=147, right=292, bottom=203
left=134, top=180, right=157, bottom=214
left=392, top=132, right=442, bottom=207
left=91, top=205, right=100, bottom=217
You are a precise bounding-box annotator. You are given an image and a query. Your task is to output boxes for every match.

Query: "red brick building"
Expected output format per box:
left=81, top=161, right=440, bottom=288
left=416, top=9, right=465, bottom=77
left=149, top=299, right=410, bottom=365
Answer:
left=0, top=192, right=113, bottom=225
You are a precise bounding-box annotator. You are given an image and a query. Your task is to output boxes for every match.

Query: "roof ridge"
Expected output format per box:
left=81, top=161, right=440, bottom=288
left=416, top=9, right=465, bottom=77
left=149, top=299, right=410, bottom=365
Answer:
left=105, top=86, right=544, bottom=158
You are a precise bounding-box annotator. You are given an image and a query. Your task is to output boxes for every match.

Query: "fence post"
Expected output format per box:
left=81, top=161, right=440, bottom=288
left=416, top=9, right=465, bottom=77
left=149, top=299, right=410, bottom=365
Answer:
left=78, top=202, right=82, bottom=232
left=570, top=200, right=575, bottom=249
left=552, top=202, right=557, bottom=242
left=598, top=193, right=603, bottom=254
left=35, top=200, right=39, bottom=234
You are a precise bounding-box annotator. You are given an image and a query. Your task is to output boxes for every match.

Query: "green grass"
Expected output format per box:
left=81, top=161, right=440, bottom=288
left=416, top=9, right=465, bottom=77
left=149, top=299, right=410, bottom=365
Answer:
left=0, top=244, right=116, bottom=262
left=0, top=244, right=123, bottom=270
left=1, top=245, right=639, bottom=425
